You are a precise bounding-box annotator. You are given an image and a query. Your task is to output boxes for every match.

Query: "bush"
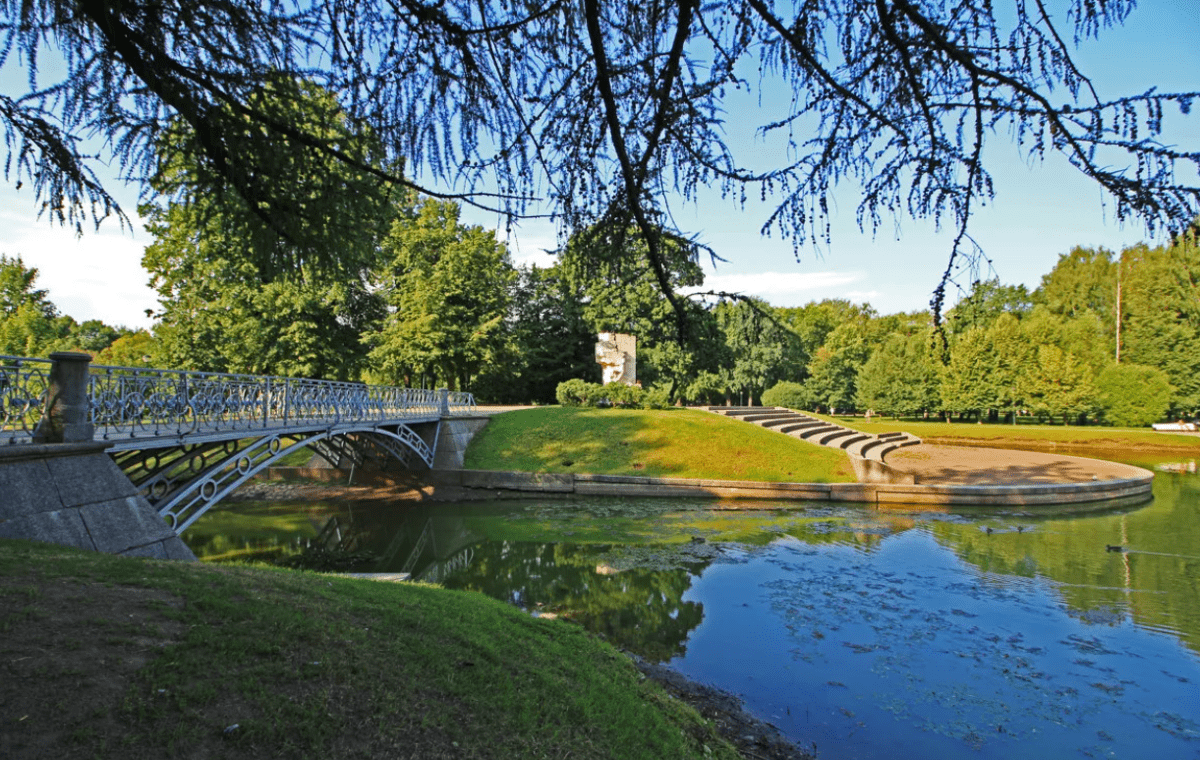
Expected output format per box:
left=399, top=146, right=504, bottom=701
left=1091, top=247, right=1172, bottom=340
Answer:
left=555, top=378, right=593, bottom=407
left=641, top=386, right=672, bottom=410
left=555, top=379, right=668, bottom=410
left=762, top=381, right=808, bottom=410
left=1097, top=364, right=1174, bottom=427
left=606, top=382, right=644, bottom=408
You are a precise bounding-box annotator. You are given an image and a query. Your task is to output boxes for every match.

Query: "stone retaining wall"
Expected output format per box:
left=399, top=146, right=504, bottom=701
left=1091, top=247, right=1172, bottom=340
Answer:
left=0, top=443, right=196, bottom=559
left=423, top=468, right=1154, bottom=509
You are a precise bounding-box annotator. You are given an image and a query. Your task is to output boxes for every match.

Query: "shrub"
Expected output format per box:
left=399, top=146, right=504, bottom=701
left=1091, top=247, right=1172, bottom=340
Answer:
left=641, top=386, right=672, bottom=410
left=556, top=379, right=669, bottom=409
left=556, top=378, right=593, bottom=407
left=762, top=381, right=808, bottom=410
left=1097, top=364, right=1174, bottom=427
left=606, top=382, right=644, bottom=408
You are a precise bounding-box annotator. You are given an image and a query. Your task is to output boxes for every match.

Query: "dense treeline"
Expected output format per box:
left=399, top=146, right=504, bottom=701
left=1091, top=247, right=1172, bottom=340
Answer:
left=2, top=83, right=1196, bottom=427
left=4, top=227, right=1197, bottom=427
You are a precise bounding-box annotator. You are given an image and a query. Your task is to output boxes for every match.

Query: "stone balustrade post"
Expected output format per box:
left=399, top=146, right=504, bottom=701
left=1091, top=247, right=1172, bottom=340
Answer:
left=438, top=388, right=450, bottom=417
left=32, top=352, right=95, bottom=444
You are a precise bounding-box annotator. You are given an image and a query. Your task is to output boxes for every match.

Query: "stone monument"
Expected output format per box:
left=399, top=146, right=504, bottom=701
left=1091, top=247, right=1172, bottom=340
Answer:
left=595, top=332, right=636, bottom=385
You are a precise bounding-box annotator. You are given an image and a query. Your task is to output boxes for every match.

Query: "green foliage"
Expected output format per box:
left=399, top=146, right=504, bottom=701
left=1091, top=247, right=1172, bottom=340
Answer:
left=1097, top=364, right=1174, bottom=427
left=855, top=330, right=940, bottom=416
left=938, top=327, right=999, bottom=418
left=945, top=279, right=1033, bottom=335
left=640, top=386, right=672, bottom=410
left=0, top=255, right=128, bottom=358
left=683, top=370, right=728, bottom=406
left=366, top=199, right=514, bottom=391
left=1034, top=246, right=1117, bottom=323
left=144, top=80, right=395, bottom=379
left=803, top=311, right=885, bottom=413
left=714, top=298, right=795, bottom=405
left=1025, top=344, right=1099, bottom=424
left=554, top=380, right=668, bottom=410
left=1121, top=232, right=1200, bottom=413
left=762, top=381, right=809, bottom=410
left=556, top=378, right=594, bottom=407
left=497, top=264, right=596, bottom=403
left=93, top=331, right=159, bottom=367
left=560, top=226, right=717, bottom=399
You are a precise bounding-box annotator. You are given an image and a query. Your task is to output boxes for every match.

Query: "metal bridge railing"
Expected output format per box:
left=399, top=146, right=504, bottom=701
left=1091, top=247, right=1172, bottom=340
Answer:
left=0, top=354, right=476, bottom=446
left=0, top=356, right=53, bottom=445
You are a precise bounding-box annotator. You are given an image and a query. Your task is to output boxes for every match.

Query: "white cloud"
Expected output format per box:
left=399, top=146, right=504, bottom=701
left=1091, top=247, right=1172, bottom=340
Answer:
left=0, top=205, right=157, bottom=329
left=689, top=270, right=866, bottom=306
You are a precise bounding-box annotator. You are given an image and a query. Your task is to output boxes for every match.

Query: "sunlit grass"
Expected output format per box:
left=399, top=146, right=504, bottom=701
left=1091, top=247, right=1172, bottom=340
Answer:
left=464, top=406, right=856, bottom=483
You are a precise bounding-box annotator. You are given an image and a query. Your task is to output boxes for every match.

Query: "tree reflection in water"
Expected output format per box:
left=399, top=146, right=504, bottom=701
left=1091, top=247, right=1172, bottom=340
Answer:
left=442, top=541, right=706, bottom=662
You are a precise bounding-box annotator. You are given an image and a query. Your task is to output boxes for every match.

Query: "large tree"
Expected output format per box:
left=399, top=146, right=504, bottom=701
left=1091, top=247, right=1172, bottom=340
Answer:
left=499, top=265, right=596, bottom=404
left=1120, top=231, right=1200, bottom=413
left=366, top=199, right=515, bottom=391
left=3, top=0, right=1196, bottom=319
left=143, top=81, right=396, bottom=378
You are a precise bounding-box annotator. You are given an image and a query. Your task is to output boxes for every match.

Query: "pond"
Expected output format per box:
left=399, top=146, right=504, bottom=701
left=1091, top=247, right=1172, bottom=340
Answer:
left=184, top=465, right=1200, bottom=759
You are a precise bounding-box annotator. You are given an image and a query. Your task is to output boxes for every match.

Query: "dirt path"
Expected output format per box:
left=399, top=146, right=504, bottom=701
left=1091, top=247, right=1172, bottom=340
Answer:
left=884, top=444, right=1151, bottom=485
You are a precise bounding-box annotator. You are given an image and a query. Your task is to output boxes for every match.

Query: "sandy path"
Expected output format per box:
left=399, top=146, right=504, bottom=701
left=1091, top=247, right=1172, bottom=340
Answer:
left=884, top=444, right=1150, bottom=485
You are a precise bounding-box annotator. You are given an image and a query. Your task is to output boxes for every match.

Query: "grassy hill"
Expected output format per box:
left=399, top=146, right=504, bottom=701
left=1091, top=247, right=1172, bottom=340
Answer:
left=0, top=538, right=742, bottom=760
left=464, top=407, right=856, bottom=483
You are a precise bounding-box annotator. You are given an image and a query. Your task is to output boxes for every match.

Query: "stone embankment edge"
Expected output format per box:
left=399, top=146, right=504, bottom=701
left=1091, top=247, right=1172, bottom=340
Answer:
left=422, top=468, right=1155, bottom=508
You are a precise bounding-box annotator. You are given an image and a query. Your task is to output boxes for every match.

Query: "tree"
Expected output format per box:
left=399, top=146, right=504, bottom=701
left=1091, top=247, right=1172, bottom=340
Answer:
left=1097, top=364, right=1173, bottom=428
left=366, top=199, right=514, bottom=391
left=1025, top=344, right=1098, bottom=424
left=1034, top=247, right=1117, bottom=325
left=803, top=313, right=881, bottom=413
left=0, top=255, right=55, bottom=320
left=489, top=264, right=596, bottom=404
left=1120, top=232, right=1200, bottom=414
left=560, top=225, right=718, bottom=397
left=944, top=279, right=1033, bottom=336
left=95, top=331, right=160, bottom=368
left=3, top=0, right=1195, bottom=319
left=855, top=330, right=939, bottom=417
left=714, top=298, right=793, bottom=406
left=143, top=81, right=396, bottom=379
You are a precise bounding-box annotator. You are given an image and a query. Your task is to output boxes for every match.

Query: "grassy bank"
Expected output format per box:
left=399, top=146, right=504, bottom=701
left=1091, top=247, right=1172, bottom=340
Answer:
left=464, top=407, right=856, bottom=483
left=0, top=539, right=741, bottom=760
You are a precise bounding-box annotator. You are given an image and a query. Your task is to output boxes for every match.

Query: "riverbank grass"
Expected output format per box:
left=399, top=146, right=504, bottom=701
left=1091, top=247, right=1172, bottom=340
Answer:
left=465, top=407, right=856, bottom=483
left=0, top=538, right=741, bottom=760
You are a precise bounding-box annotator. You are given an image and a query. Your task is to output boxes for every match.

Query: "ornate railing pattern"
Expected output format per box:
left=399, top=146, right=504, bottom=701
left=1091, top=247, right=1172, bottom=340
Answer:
left=0, top=356, right=52, bottom=444
left=1, top=356, right=476, bottom=445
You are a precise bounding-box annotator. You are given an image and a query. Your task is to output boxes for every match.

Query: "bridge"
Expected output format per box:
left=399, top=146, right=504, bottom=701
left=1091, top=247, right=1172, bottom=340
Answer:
left=1, top=352, right=477, bottom=540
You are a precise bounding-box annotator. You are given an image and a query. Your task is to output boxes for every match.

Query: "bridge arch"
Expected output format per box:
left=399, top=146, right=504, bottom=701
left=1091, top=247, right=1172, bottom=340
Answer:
left=113, top=423, right=437, bottom=533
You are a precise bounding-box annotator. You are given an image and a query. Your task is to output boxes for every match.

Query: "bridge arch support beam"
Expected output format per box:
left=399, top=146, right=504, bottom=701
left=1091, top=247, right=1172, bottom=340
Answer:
left=115, top=423, right=437, bottom=534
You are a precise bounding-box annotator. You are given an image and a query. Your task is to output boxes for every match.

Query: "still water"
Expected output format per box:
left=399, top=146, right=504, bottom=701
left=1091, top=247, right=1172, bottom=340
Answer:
left=185, top=467, right=1200, bottom=759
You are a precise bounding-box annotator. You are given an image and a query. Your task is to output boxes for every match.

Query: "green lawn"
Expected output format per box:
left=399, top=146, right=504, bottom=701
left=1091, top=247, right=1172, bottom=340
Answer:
left=465, top=406, right=857, bottom=483
left=0, top=538, right=741, bottom=760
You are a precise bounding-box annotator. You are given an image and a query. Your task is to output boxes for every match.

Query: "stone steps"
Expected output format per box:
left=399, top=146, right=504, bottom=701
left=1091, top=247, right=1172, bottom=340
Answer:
left=703, top=406, right=920, bottom=462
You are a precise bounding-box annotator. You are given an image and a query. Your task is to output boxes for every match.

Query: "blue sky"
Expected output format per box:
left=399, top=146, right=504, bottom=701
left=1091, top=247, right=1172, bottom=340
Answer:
left=0, top=2, right=1196, bottom=330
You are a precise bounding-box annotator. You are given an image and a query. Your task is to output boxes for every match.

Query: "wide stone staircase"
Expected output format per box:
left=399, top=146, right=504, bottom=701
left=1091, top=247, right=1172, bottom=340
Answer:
left=703, top=406, right=920, bottom=462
